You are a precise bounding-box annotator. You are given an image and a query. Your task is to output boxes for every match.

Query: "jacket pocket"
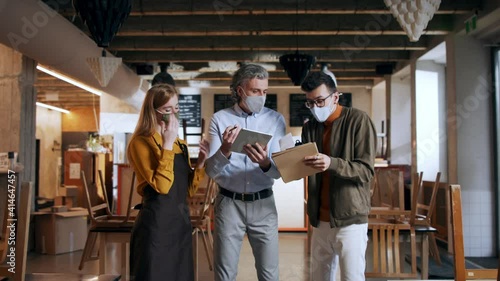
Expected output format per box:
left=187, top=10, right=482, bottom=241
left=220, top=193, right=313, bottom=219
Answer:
left=331, top=178, right=369, bottom=219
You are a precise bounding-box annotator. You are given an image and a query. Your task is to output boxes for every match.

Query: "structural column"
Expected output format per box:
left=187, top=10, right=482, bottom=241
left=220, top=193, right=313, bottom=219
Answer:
left=0, top=43, right=37, bottom=185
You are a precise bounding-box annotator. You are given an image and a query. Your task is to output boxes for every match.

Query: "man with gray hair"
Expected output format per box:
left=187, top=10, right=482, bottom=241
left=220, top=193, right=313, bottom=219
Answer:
left=205, top=63, right=286, bottom=281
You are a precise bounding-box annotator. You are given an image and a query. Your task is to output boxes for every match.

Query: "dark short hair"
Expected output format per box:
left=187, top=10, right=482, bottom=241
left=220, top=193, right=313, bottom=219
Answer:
left=301, top=71, right=336, bottom=93
left=152, top=72, right=176, bottom=86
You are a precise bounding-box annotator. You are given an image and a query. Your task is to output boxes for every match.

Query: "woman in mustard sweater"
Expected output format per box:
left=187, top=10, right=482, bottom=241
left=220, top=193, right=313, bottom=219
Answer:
left=127, top=84, right=209, bottom=281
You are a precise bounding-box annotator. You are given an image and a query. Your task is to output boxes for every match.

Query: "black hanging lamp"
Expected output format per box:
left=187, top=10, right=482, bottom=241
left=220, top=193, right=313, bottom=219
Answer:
left=278, top=0, right=316, bottom=86
left=74, top=0, right=132, bottom=87
left=279, top=52, right=316, bottom=86
left=73, top=0, right=132, bottom=48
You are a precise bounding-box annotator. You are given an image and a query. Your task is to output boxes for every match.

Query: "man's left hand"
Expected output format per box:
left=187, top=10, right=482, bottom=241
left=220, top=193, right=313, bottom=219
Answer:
left=243, top=143, right=271, bottom=170
left=304, top=153, right=330, bottom=172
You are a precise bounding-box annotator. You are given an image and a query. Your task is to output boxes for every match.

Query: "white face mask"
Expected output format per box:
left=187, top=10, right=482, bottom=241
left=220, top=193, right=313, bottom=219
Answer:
left=241, top=89, right=266, bottom=113
left=310, top=98, right=335, bottom=122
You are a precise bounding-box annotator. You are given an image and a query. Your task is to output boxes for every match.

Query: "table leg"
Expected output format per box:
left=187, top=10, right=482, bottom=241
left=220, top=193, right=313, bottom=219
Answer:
left=421, top=233, right=429, bottom=280
left=99, top=233, right=106, bottom=275
left=121, top=242, right=130, bottom=281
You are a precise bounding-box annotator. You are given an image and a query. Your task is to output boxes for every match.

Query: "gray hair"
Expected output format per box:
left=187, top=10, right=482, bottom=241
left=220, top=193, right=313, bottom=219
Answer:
left=230, top=64, right=269, bottom=103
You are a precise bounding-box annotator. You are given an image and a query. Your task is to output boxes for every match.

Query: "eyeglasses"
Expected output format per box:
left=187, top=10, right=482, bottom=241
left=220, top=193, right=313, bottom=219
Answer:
left=304, top=92, right=334, bottom=108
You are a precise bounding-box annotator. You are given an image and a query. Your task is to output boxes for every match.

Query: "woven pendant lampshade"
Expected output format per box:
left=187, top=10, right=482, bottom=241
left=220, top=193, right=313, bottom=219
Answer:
left=384, top=0, right=441, bottom=42
left=86, top=54, right=122, bottom=87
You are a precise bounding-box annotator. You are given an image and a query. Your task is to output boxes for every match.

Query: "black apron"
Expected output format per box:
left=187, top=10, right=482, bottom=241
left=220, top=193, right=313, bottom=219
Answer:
left=130, top=153, right=194, bottom=281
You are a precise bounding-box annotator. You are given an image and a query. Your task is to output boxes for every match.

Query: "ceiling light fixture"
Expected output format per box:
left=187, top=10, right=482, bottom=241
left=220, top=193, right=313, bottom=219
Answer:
left=279, top=0, right=316, bottom=86
left=74, top=0, right=132, bottom=87
left=36, top=102, right=70, bottom=114
left=86, top=51, right=122, bottom=87
left=36, top=65, right=103, bottom=96
left=73, top=0, right=132, bottom=48
left=384, top=0, right=441, bottom=42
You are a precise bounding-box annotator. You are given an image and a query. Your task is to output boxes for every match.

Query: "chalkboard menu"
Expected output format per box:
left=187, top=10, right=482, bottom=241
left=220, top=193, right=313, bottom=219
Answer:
left=214, top=94, right=277, bottom=113
left=213, top=94, right=233, bottom=113
left=264, top=94, right=277, bottom=111
left=179, top=95, right=201, bottom=127
left=289, top=94, right=313, bottom=127
left=339, top=93, right=352, bottom=107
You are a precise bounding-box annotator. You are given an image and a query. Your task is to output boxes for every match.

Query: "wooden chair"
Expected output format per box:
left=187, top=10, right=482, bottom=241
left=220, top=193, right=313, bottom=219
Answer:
left=369, top=170, right=378, bottom=200
left=450, top=185, right=498, bottom=281
left=369, top=172, right=421, bottom=224
left=365, top=222, right=418, bottom=279
left=414, top=172, right=442, bottom=265
left=79, top=170, right=135, bottom=280
left=97, top=170, right=137, bottom=221
left=183, top=118, right=205, bottom=144
left=372, top=168, right=405, bottom=210
left=0, top=182, right=32, bottom=281
left=189, top=177, right=218, bottom=281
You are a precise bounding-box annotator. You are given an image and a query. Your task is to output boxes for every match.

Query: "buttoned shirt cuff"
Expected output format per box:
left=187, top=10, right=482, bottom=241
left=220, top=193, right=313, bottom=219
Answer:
left=264, top=158, right=281, bottom=179
left=205, top=149, right=230, bottom=177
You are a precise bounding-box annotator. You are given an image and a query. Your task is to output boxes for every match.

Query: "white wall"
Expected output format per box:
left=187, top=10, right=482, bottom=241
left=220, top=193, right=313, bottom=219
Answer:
left=415, top=60, right=447, bottom=181
left=371, top=81, right=386, bottom=134
left=452, top=34, right=495, bottom=257
left=36, top=107, right=62, bottom=198
left=390, top=69, right=411, bottom=165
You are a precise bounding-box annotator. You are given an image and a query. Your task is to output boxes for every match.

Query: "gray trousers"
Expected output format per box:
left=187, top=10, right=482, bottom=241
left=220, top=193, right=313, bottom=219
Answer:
left=213, top=193, right=279, bottom=281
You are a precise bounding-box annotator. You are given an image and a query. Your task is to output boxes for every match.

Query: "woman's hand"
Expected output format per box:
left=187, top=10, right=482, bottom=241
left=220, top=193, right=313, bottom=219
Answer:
left=161, top=114, right=179, bottom=150
left=196, top=139, right=210, bottom=169
left=304, top=153, right=331, bottom=172
left=220, top=125, right=240, bottom=158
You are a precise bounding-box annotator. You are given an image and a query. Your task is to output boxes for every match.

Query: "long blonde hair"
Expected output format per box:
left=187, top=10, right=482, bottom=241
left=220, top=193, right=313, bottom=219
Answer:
left=132, top=84, right=179, bottom=138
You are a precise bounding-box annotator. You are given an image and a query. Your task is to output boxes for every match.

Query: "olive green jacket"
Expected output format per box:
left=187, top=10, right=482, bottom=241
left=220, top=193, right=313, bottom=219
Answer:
left=301, top=106, right=377, bottom=228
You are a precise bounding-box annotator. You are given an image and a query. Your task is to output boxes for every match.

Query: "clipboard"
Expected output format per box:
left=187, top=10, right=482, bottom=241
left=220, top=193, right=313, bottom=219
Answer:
left=232, top=128, right=273, bottom=153
left=271, top=142, right=319, bottom=183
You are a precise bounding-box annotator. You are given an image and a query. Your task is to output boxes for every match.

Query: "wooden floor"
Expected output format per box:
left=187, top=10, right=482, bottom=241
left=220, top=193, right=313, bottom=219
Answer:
left=24, top=233, right=310, bottom=281
left=21, top=232, right=430, bottom=281
left=24, top=274, right=121, bottom=281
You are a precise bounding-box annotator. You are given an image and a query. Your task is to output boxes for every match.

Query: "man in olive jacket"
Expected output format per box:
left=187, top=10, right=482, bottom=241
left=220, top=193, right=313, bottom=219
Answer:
left=300, top=71, right=377, bottom=281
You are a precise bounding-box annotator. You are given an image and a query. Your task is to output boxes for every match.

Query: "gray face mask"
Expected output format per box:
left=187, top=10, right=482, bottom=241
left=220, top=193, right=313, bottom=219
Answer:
left=244, top=95, right=266, bottom=113
left=241, top=89, right=266, bottom=113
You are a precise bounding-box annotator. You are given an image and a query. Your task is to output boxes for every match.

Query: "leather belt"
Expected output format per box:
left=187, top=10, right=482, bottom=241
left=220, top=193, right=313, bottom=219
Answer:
left=219, top=187, right=273, bottom=202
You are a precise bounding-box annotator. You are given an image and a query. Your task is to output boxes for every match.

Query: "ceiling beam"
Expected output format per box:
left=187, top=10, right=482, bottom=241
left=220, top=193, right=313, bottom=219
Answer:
left=157, top=61, right=394, bottom=72
left=109, top=35, right=427, bottom=52
left=117, top=50, right=409, bottom=63
left=175, top=79, right=374, bottom=88
left=48, top=0, right=478, bottom=15
left=108, top=14, right=454, bottom=34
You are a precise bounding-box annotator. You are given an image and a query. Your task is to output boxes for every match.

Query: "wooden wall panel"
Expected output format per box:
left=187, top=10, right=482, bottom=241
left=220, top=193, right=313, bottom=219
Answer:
left=62, top=107, right=100, bottom=132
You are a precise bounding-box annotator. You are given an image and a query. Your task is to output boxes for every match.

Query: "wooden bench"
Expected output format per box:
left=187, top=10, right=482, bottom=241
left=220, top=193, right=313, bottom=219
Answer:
left=450, top=184, right=498, bottom=280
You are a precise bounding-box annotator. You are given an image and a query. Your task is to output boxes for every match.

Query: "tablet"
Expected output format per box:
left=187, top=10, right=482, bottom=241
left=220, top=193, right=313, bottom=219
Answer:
left=231, top=128, right=273, bottom=153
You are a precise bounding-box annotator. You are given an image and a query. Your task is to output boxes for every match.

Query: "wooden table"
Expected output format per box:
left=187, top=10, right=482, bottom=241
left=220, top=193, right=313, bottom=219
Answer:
left=97, top=230, right=131, bottom=281
left=368, top=207, right=437, bottom=280
left=414, top=225, right=437, bottom=280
